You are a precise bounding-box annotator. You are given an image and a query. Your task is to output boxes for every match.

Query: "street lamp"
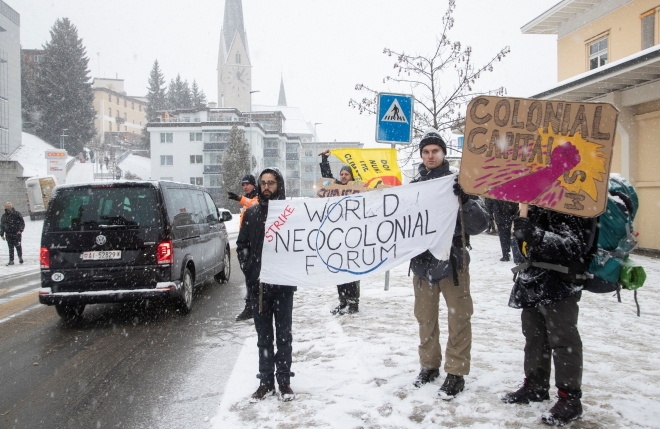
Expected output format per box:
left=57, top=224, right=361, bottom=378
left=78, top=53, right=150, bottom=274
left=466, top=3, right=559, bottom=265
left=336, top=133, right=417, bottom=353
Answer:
left=313, top=123, right=322, bottom=192
left=249, top=90, right=260, bottom=174
left=60, top=129, right=69, bottom=151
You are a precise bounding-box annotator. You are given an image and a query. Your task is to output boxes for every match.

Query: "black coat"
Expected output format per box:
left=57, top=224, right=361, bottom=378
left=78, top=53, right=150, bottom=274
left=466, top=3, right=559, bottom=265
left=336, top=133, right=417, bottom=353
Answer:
left=0, top=208, right=25, bottom=237
left=236, top=168, right=297, bottom=292
left=409, top=160, right=488, bottom=284
left=319, top=154, right=354, bottom=184
left=509, top=206, right=592, bottom=309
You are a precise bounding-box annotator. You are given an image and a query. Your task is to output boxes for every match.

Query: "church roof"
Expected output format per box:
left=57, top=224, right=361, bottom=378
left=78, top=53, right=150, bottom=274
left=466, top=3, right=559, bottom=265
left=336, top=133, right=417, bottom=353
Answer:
left=222, top=0, right=246, bottom=53
left=278, top=76, right=287, bottom=107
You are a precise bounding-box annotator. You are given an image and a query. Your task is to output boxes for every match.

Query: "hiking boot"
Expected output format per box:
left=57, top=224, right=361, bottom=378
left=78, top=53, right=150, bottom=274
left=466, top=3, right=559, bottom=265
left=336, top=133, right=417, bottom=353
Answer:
left=438, top=374, right=465, bottom=400
left=500, top=254, right=511, bottom=262
left=541, top=390, right=583, bottom=426
left=331, top=299, right=347, bottom=315
left=279, top=383, right=295, bottom=402
left=235, top=303, right=253, bottom=321
left=250, top=384, right=275, bottom=402
left=6, top=261, right=13, bottom=266
left=413, top=368, right=439, bottom=388
left=502, top=378, right=550, bottom=404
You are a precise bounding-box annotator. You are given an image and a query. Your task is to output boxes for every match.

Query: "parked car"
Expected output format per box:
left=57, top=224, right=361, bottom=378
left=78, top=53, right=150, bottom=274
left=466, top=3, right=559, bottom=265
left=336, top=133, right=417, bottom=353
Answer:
left=38, top=180, right=233, bottom=321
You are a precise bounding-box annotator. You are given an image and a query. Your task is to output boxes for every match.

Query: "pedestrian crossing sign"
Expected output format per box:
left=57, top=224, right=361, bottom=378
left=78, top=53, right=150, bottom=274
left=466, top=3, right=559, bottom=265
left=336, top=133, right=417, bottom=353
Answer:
left=376, top=93, right=414, bottom=144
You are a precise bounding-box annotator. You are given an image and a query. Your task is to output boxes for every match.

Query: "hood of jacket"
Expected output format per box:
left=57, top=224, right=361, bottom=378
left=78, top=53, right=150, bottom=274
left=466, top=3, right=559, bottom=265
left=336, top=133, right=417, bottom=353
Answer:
left=258, top=167, right=286, bottom=205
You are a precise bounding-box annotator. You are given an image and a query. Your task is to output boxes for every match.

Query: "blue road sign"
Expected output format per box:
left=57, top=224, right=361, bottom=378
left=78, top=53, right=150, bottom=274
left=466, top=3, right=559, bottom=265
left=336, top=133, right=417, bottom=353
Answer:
left=376, top=93, right=414, bottom=144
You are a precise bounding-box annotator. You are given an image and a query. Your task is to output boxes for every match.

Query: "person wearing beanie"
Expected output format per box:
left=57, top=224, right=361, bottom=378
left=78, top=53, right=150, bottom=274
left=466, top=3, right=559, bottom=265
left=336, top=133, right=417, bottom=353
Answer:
left=318, top=150, right=360, bottom=315
left=409, top=129, right=488, bottom=400
left=228, top=173, right=260, bottom=321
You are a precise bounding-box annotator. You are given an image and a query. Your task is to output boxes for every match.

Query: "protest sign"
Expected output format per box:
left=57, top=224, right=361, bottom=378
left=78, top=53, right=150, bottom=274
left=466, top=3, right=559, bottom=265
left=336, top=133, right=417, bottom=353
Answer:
left=459, top=96, right=618, bottom=217
left=329, top=148, right=402, bottom=187
left=314, top=178, right=390, bottom=198
left=259, top=176, right=458, bottom=287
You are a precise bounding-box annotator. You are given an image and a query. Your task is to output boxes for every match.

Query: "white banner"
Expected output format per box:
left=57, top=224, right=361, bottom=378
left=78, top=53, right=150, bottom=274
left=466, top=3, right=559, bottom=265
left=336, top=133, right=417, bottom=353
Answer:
left=260, top=175, right=459, bottom=286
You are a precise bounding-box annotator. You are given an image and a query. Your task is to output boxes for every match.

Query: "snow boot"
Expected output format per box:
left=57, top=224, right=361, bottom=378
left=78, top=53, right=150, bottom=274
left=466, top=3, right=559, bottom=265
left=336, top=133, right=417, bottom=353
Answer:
left=235, top=302, right=253, bottom=321
left=279, top=383, right=295, bottom=402
left=500, top=254, right=511, bottom=262
left=413, top=368, right=440, bottom=388
left=331, top=298, right=348, bottom=315
left=6, top=261, right=13, bottom=266
left=339, top=299, right=359, bottom=315
left=501, top=378, right=550, bottom=404
left=18, top=257, right=23, bottom=264
left=250, top=384, right=275, bottom=402
left=542, top=389, right=583, bottom=426
left=438, top=374, right=465, bottom=400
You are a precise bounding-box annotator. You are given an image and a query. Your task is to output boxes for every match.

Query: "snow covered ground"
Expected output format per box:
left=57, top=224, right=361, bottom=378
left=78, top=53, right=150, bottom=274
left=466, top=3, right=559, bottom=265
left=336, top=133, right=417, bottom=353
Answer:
left=0, top=217, right=43, bottom=275
left=119, top=154, right=152, bottom=180
left=12, top=132, right=74, bottom=177
left=212, top=233, right=660, bottom=429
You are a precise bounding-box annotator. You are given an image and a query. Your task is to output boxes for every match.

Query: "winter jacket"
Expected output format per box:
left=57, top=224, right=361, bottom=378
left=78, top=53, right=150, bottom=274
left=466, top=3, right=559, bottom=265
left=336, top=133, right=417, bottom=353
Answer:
left=238, top=189, right=259, bottom=229
left=319, top=154, right=354, bottom=184
left=236, top=167, right=297, bottom=292
left=409, top=160, right=488, bottom=284
left=509, top=206, right=593, bottom=309
left=0, top=208, right=25, bottom=237
left=493, top=199, right=519, bottom=219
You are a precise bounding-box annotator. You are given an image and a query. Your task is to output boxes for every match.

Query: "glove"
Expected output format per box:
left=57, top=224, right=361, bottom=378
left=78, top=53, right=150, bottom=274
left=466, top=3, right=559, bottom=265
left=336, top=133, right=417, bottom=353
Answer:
left=453, top=177, right=470, bottom=204
left=513, top=217, right=537, bottom=244
left=227, top=192, right=240, bottom=201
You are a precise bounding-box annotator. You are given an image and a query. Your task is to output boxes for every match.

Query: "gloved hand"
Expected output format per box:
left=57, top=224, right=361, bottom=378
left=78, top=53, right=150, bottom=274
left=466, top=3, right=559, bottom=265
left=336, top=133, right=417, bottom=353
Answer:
left=227, top=192, right=240, bottom=201
left=453, top=177, right=470, bottom=204
left=513, top=217, right=538, bottom=244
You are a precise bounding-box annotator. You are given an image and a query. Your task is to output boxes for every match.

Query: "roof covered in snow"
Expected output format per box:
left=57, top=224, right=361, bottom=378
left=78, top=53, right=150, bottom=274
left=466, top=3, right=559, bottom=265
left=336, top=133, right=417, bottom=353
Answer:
left=253, top=104, right=315, bottom=136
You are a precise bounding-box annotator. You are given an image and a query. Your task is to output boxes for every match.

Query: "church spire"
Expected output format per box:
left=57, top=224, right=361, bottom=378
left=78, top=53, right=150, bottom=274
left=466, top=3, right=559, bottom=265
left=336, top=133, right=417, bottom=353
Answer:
left=278, top=75, right=287, bottom=107
left=222, top=0, right=246, bottom=52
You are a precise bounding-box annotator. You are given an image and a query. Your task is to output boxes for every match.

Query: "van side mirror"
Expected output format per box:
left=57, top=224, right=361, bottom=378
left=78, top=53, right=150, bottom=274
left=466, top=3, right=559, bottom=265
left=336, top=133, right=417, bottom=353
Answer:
left=217, top=208, right=233, bottom=222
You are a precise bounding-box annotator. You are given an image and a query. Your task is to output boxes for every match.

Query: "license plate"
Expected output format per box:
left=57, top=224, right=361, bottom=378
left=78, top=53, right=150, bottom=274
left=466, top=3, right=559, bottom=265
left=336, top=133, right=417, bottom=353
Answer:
left=82, top=250, right=122, bottom=260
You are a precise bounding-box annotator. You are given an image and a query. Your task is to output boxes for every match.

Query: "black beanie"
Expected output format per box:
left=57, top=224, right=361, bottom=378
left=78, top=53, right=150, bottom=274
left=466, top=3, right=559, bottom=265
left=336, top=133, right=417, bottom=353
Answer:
left=340, top=165, right=355, bottom=181
left=241, top=174, right=256, bottom=186
left=419, top=131, right=447, bottom=155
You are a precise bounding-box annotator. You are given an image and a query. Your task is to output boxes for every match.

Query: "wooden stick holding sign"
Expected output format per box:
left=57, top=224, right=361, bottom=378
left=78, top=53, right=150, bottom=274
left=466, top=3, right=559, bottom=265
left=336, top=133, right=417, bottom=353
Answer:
left=458, top=96, right=618, bottom=221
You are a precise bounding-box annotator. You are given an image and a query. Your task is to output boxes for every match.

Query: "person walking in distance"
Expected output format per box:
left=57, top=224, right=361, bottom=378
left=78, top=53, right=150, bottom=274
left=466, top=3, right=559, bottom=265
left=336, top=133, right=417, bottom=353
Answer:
left=318, top=149, right=360, bottom=315
left=493, top=199, right=519, bottom=262
left=408, top=130, right=488, bottom=400
left=1, top=202, right=25, bottom=266
left=236, top=168, right=297, bottom=402
left=228, top=174, right=259, bottom=321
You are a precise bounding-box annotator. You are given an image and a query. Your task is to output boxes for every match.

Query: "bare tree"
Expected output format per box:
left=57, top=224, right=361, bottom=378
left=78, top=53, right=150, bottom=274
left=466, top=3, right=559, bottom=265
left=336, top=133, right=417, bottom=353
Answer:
left=349, top=0, right=510, bottom=163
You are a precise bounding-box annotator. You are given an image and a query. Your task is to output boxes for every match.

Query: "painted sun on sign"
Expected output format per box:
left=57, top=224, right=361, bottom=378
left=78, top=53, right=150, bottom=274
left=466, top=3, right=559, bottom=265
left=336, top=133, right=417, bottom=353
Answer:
left=459, top=96, right=618, bottom=217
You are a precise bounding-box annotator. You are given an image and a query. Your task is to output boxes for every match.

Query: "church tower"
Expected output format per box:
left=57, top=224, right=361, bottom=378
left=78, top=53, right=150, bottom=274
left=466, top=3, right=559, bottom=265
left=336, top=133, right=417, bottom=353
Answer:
left=217, top=0, right=251, bottom=112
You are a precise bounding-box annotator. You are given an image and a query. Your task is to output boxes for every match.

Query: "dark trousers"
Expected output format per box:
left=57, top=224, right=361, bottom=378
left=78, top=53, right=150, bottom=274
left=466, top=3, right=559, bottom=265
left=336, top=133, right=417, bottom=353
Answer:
left=250, top=285, right=294, bottom=386
left=494, top=214, right=513, bottom=257
left=337, top=281, right=360, bottom=303
left=6, top=234, right=22, bottom=261
left=521, top=294, right=583, bottom=392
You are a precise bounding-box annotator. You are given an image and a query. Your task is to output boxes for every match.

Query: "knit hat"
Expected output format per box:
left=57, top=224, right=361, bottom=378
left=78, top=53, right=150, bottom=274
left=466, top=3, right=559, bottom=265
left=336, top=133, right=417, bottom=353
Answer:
left=340, top=165, right=355, bottom=181
left=418, top=129, right=447, bottom=155
left=241, top=174, right=256, bottom=186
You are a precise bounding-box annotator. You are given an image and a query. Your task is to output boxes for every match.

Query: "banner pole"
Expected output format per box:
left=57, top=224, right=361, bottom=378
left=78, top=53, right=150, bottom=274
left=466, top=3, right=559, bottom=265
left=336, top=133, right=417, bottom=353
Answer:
left=458, top=195, right=468, bottom=273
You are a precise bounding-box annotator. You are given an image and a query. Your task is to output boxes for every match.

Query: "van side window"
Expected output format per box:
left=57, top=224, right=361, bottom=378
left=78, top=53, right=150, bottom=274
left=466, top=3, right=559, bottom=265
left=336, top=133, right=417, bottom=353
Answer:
left=195, top=192, right=211, bottom=224
left=166, top=189, right=196, bottom=227
left=204, top=193, right=219, bottom=223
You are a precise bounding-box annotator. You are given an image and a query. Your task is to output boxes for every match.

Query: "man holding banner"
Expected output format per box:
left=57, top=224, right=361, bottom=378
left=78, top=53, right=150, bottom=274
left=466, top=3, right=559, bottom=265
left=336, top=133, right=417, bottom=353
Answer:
left=319, top=150, right=361, bottom=315
left=409, top=130, right=488, bottom=400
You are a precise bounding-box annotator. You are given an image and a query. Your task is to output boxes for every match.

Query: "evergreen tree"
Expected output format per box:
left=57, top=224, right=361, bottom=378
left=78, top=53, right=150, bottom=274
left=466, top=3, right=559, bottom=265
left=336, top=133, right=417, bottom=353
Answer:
left=221, top=125, right=251, bottom=212
left=35, top=18, right=96, bottom=154
left=143, top=59, right=167, bottom=152
left=166, top=74, right=193, bottom=110
left=191, top=80, right=207, bottom=108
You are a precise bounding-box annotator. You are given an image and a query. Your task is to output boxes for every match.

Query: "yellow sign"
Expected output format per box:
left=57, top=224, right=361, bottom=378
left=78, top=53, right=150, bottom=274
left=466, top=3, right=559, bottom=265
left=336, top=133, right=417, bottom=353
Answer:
left=329, top=148, right=402, bottom=188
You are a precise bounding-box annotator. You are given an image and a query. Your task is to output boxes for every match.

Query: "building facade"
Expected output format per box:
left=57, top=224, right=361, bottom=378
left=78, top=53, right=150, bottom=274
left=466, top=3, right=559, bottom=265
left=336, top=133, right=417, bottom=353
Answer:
left=92, top=78, right=147, bottom=146
left=523, top=0, right=660, bottom=250
left=0, top=1, right=20, bottom=156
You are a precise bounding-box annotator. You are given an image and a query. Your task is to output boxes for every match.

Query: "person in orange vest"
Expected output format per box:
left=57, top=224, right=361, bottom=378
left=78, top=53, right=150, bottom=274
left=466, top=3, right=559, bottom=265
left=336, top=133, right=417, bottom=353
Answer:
left=228, top=174, right=259, bottom=321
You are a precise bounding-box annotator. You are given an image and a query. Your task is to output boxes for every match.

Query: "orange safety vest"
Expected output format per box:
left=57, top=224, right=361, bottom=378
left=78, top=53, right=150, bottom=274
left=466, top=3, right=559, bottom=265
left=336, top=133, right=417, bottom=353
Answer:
left=238, top=195, right=259, bottom=228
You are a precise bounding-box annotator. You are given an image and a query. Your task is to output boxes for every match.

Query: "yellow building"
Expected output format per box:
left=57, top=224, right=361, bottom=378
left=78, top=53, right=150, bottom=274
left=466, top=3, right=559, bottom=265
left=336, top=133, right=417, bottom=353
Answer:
left=92, top=78, right=147, bottom=146
left=523, top=0, right=660, bottom=251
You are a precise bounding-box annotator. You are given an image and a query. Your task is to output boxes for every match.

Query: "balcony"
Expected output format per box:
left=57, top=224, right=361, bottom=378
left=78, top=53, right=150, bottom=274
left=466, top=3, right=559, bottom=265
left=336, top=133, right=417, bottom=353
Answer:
left=204, top=165, right=223, bottom=174
left=204, top=143, right=227, bottom=151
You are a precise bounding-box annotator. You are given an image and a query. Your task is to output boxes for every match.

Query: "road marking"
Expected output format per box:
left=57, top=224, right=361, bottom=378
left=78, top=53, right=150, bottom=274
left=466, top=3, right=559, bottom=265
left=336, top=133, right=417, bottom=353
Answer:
left=0, top=291, right=39, bottom=321
left=0, top=303, right=41, bottom=324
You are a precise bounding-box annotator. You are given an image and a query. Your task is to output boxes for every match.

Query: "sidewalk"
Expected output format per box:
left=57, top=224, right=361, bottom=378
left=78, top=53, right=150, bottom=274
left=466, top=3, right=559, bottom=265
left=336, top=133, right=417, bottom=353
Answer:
left=0, top=217, right=42, bottom=278
left=212, top=233, right=660, bottom=429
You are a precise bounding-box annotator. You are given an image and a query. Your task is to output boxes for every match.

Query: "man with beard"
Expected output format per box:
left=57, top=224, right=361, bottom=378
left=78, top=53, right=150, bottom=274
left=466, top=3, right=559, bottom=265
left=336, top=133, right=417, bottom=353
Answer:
left=236, top=168, right=296, bottom=402
left=228, top=174, right=259, bottom=321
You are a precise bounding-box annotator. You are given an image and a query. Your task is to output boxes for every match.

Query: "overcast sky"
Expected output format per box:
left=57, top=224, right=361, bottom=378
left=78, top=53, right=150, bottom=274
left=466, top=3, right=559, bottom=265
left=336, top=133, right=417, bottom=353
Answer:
left=18, top=0, right=561, bottom=146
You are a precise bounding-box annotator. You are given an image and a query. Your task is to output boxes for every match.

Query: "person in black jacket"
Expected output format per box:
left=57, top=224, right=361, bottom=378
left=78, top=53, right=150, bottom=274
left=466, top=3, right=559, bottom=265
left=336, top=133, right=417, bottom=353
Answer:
left=483, top=197, right=497, bottom=235
left=1, top=202, right=25, bottom=266
left=236, top=167, right=297, bottom=402
left=318, top=150, right=360, bottom=315
left=493, top=199, right=519, bottom=261
left=502, top=207, right=592, bottom=426
left=408, top=130, right=488, bottom=400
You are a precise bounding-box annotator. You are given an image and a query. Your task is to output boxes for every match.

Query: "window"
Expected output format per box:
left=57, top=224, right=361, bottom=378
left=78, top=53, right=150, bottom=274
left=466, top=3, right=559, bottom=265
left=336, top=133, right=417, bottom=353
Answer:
left=304, top=164, right=314, bottom=172
left=204, top=152, right=223, bottom=165
left=305, top=150, right=313, bottom=157
left=108, top=107, right=112, bottom=116
left=589, top=37, right=608, bottom=70
left=236, top=52, right=241, bottom=63
left=139, top=105, right=142, bottom=112
left=108, top=93, right=111, bottom=101
left=116, top=96, right=119, bottom=104
left=190, top=177, right=204, bottom=186
left=109, top=121, right=112, bottom=132
left=116, top=109, right=120, bottom=117
left=124, top=125, right=128, bottom=131
left=160, top=155, right=173, bottom=166
left=160, top=133, right=173, bottom=143
left=132, top=102, right=135, bottom=110
left=189, top=132, right=202, bottom=142
left=642, top=10, right=656, bottom=50
left=205, top=175, right=222, bottom=187
left=124, top=99, right=127, bottom=107
left=190, top=155, right=203, bottom=164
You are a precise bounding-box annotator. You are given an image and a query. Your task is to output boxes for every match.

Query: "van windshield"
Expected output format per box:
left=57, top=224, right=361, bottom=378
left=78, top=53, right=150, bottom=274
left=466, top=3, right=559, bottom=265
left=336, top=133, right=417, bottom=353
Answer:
left=45, top=186, right=160, bottom=231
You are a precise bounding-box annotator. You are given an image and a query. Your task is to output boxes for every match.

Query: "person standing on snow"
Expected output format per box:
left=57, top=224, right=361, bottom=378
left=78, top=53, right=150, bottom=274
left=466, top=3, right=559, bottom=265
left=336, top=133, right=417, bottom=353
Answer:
left=1, top=202, right=25, bottom=266
left=318, top=149, right=361, bottom=315
left=409, top=130, right=488, bottom=400
left=228, top=173, right=259, bottom=322
left=236, top=167, right=296, bottom=402
left=502, top=207, right=592, bottom=426
left=493, top=199, right=519, bottom=262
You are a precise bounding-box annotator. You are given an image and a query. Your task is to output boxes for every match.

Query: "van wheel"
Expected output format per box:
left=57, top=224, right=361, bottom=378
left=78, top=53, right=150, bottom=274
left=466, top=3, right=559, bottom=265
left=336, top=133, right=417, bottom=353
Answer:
left=179, top=267, right=194, bottom=314
left=215, top=247, right=231, bottom=284
left=55, top=303, right=85, bottom=322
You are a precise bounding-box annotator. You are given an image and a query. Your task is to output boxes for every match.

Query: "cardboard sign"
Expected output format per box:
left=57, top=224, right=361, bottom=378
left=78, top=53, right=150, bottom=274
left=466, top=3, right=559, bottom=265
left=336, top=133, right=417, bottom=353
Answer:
left=315, top=178, right=390, bottom=199
left=459, top=96, right=618, bottom=217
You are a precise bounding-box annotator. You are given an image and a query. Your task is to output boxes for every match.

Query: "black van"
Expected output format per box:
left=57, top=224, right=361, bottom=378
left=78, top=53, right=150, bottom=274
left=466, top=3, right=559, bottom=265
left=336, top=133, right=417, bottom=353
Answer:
left=38, top=181, right=232, bottom=320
